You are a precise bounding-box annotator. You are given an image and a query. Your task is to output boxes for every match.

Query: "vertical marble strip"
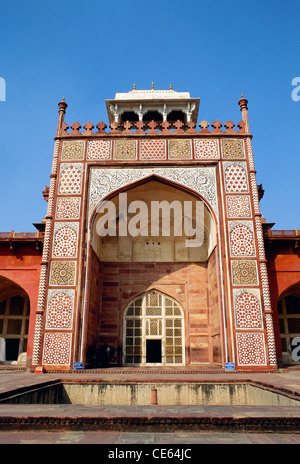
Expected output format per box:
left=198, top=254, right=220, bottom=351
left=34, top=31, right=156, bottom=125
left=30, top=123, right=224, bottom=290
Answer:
left=41, top=219, right=52, bottom=263
left=245, top=138, right=255, bottom=171
left=47, top=140, right=60, bottom=218
left=47, top=177, right=56, bottom=218
left=254, top=216, right=266, bottom=261
left=36, top=264, right=48, bottom=311
left=249, top=172, right=260, bottom=215
left=259, top=262, right=272, bottom=311
left=32, top=313, right=43, bottom=365
left=265, top=314, right=278, bottom=365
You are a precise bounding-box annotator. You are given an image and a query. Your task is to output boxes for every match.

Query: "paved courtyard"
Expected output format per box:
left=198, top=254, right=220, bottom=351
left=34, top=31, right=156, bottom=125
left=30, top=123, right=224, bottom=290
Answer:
left=0, top=366, right=299, bottom=444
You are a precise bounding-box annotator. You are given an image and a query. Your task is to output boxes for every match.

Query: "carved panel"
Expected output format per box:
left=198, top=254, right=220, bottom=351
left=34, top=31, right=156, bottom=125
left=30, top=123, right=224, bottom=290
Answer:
left=88, top=166, right=218, bottom=219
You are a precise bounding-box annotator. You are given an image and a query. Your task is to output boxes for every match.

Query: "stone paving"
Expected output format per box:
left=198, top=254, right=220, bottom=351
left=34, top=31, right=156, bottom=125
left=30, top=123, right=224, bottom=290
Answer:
left=0, top=430, right=300, bottom=444
left=0, top=366, right=299, bottom=444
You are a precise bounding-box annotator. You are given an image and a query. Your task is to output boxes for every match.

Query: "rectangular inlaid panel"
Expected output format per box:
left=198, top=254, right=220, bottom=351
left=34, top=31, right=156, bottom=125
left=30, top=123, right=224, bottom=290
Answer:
left=231, top=260, right=258, bottom=285
left=56, top=197, right=81, bottom=219
left=194, top=139, right=219, bottom=159
left=58, top=164, right=83, bottom=195
left=50, top=261, right=76, bottom=286
left=140, top=140, right=166, bottom=159
left=61, top=141, right=85, bottom=160
left=227, top=195, right=251, bottom=218
left=42, top=332, right=72, bottom=365
left=222, top=139, right=244, bottom=159
left=224, top=162, right=248, bottom=193
left=168, top=139, right=192, bottom=159
left=236, top=332, right=266, bottom=365
left=113, top=140, right=137, bottom=160
left=87, top=140, right=111, bottom=160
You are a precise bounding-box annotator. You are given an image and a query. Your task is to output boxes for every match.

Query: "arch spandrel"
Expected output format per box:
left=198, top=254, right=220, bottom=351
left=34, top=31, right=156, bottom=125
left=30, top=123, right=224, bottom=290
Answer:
left=88, top=166, right=218, bottom=224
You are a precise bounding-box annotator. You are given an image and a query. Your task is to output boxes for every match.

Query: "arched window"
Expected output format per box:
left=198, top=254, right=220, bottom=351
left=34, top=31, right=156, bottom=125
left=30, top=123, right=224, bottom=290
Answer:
left=123, top=290, right=184, bottom=365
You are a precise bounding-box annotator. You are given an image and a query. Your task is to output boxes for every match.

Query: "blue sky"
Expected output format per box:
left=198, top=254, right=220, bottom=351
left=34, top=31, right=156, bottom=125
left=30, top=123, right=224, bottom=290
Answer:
left=0, top=0, right=299, bottom=231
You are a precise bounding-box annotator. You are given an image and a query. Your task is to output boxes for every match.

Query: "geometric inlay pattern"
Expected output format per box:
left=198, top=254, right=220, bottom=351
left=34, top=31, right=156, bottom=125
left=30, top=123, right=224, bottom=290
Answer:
left=224, top=163, right=248, bottom=192
left=88, top=166, right=218, bottom=219
left=56, top=197, right=80, bottom=219
left=46, top=290, right=74, bottom=329
left=52, top=223, right=78, bottom=258
left=140, top=140, right=166, bottom=160
left=194, top=139, right=219, bottom=159
left=232, top=260, right=258, bottom=285
left=59, top=164, right=83, bottom=195
left=236, top=332, right=266, bottom=365
left=227, top=195, right=251, bottom=218
left=235, top=291, right=261, bottom=328
left=168, top=140, right=192, bottom=159
left=50, top=261, right=76, bottom=286
left=61, top=141, right=85, bottom=160
left=42, top=332, right=72, bottom=365
left=87, top=140, right=111, bottom=160
left=113, top=140, right=137, bottom=160
left=222, top=139, right=244, bottom=159
left=230, top=224, right=255, bottom=256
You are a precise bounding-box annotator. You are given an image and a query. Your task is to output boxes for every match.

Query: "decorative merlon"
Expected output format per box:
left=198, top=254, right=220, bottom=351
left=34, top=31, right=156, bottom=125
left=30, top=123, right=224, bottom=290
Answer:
left=57, top=118, right=246, bottom=137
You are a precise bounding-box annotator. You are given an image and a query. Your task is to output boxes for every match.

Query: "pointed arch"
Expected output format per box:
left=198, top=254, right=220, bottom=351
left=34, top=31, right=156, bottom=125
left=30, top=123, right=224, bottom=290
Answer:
left=89, top=174, right=218, bottom=264
left=88, top=168, right=218, bottom=228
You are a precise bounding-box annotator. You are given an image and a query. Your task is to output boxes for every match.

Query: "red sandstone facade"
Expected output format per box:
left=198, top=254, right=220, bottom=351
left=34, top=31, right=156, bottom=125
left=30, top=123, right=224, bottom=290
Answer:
left=0, top=87, right=299, bottom=371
